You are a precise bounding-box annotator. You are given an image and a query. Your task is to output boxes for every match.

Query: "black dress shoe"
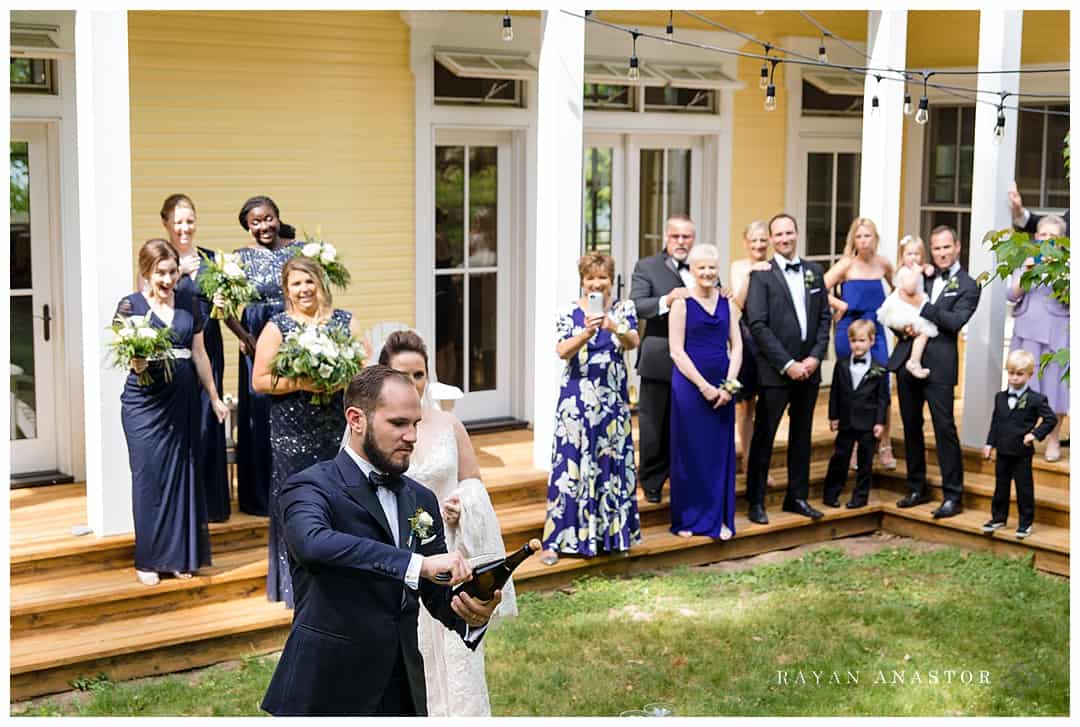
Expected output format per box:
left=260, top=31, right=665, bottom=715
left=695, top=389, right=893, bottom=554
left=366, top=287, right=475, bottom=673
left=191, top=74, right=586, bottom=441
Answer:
left=932, top=499, right=963, bottom=519
left=896, top=492, right=928, bottom=508
left=782, top=499, right=824, bottom=519
left=748, top=504, right=769, bottom=524
left=845, top=499, right=868, bottom=509
left=644, top=492, right=661, bottom=504
left=822, top=498, right=841, bottom=508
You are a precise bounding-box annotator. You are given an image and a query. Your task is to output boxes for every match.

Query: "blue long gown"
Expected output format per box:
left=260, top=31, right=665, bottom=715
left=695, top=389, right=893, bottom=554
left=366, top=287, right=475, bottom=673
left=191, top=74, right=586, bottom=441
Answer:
left=266, top=309, right=350, bottom=607
left=233, top=242, right=301, bottom=516
left=119, top=292, right=212, bottom=573
left=834, top=279, right=888, bottom=364
left=175, top=246, right=230, bottom=522
left=669, top=297, right=737, bottom=537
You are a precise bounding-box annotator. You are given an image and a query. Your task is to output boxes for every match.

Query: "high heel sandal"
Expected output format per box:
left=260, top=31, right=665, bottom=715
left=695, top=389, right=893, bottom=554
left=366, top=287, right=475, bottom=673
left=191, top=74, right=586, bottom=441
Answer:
left=878, top=443, right=897, bottom=470
left=539, top=551, right=559, bottom=567
left=136, top=570, right=160, bottom=586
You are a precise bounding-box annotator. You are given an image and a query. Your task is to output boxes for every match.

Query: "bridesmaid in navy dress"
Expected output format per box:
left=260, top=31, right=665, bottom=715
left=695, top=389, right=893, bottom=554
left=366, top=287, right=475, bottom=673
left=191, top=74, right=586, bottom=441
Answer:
left=223, top=196, right=300, bottom=516
left=668, top=243, right=742, bottom=540
left=118, top=239, right=229, bottom=586
left=824, top=218, right=897, bottom=470
left=160, top=194, right=230, bottom=522
left=252, top=256, right=363, bottom=606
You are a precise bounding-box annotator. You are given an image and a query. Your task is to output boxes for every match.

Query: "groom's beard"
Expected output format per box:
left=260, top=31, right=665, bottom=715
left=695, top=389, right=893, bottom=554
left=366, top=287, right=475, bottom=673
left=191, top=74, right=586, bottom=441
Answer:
left=362, top=426, right=411, bottom=477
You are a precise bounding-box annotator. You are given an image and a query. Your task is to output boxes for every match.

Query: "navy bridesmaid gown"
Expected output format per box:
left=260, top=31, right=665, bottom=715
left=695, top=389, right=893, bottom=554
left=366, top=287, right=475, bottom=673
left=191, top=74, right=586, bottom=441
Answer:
left=266, top=309, right=350, bottom=607
left=118, top=292, right=212, bottom=573
left=669, top=297, right=737, bottom=538
left=233, top=242, right=301, bottom=516
left=176, top=247, right=230, bottom=522
left=834, top=279, right=888, bottom=364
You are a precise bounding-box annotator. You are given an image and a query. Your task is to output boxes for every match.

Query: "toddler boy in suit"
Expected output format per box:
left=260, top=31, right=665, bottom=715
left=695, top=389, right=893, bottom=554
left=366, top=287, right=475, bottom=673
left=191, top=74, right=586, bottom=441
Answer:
left=823, top=320, right=890, bottom=509
left=982, top=349, right=1057, bottom=539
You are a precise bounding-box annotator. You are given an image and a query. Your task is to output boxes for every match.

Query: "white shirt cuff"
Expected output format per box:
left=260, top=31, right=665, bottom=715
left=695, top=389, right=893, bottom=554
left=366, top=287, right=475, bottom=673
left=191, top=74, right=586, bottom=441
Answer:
left=1013, top=209, right=1031, bottom=229
left=781, top=359, right=795, bottom=374
left=404, top=553, right=423, bottom=590
left=464, top=623, right=488, bottom=643
left=657, top=295, right=670, bottom=316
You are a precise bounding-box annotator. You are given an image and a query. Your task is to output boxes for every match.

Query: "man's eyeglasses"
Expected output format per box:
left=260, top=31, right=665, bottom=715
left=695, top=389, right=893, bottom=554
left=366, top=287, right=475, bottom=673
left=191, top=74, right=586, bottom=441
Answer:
left=668, top=234, right=694, bottom=240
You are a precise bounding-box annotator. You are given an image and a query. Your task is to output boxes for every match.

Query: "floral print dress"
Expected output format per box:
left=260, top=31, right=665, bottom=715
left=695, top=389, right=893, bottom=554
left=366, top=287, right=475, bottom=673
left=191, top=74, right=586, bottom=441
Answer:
left=541, top=299, right=642, bottom=557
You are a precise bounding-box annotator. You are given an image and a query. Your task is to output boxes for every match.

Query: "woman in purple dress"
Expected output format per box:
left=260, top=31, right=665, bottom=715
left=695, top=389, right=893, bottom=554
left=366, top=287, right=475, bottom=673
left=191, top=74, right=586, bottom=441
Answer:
left=668, top=243, right=742, bottom=540
left=1008, top=214, right=1069, bottom=461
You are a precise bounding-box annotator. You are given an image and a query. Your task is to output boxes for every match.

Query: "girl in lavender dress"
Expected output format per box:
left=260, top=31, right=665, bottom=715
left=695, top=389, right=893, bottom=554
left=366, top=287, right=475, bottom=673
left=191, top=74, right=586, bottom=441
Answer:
left=668, top=243, right=742, bottom=540
left=1008, top=214, right=1069, bottom=461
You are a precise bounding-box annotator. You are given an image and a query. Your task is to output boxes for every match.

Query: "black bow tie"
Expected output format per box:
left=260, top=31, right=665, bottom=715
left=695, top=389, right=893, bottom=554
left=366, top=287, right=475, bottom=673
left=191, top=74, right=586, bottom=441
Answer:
left=852, top=356, right=867, bottom=365
left=785, top=261, right=802, bottom=273
left=676, top=260, right=690, bottom=272
left=1008, top=391, right=1021, bottom=399
left=937, top=267, right=952, bottom=280
left=369, top=470, right=404, bottom=494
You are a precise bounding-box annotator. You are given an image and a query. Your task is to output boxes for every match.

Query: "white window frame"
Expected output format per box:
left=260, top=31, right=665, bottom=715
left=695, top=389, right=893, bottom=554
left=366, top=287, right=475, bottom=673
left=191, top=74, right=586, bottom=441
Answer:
left=433, top=49, right=537, bottom=80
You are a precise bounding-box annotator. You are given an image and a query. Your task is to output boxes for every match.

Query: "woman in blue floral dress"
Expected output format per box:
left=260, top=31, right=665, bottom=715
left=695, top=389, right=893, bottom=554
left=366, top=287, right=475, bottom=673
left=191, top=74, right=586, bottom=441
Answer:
left=540, top=253, right=642, bottom=566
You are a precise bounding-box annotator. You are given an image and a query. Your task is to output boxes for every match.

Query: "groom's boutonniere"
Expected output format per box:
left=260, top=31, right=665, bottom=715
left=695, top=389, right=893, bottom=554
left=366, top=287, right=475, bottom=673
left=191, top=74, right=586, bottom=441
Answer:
left=409, top=507, right=436, bottom=545
left=946, top=276, right=960, bottom=292
left=803, top=269, right=816, bottom=288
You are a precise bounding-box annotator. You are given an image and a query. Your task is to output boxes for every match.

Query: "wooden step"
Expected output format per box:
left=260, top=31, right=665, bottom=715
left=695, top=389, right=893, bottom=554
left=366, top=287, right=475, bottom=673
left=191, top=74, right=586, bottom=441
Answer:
left=890, top=436, right=1069, bottom=489
left=511, top=502, right=884, bottom=593
left=11, top=546, right=269, bottom=633
left=9, top=594, right=292, bottom=702
left=876, top=461, right=1069, bottom=528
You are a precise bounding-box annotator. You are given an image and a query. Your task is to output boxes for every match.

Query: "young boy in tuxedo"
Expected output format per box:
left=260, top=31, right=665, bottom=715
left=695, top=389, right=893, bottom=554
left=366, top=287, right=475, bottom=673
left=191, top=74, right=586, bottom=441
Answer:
left=823, top=320, right=890, bottom=509
left=982, top=350, right=1058, bottom=539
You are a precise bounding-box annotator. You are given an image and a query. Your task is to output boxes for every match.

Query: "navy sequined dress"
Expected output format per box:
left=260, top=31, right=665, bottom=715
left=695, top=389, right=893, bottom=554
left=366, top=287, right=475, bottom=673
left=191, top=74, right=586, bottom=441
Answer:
left=266, top=309, right=350, bottom=607
left=234, top=242, right=301, bottom=516
left=175, top=247, right=230, bottom=522
left=118, top=292, right=212, bottom=573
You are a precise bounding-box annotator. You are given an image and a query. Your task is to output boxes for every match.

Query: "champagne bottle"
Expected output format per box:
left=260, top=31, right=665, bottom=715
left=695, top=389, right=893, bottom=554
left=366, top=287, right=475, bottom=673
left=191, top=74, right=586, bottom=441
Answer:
left=452, top=538, right=541, bottom=602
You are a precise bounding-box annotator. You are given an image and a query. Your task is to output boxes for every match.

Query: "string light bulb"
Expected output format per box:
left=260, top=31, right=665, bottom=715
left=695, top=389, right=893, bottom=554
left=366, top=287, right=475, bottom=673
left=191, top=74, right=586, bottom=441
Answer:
left=818, top=38, right=828, bottom=64
left=765, top=83, right=776, bottom=111
left=993, top=111, right=1006, bottom=143
left=666, top=11, right=674, bottom=46
left=759, top=62, right=769, bottom=89
left=915, top=95, right=929, bottom=125
left=502, top=12, right=513, bottom=42
left=628, top=31, right=640, bottom=81
left=870, top=95, right=880, bottom=117
left=903, top=93, right=913, bottom=116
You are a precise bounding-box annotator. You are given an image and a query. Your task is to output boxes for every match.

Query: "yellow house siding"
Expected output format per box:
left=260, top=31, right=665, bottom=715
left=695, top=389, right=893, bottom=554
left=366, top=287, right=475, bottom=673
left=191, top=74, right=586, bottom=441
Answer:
left=727, top=54, right=788, bottom=264
left=128, top=10, right=415, bottom=398
left=909, top=10, right=1069, bottom=67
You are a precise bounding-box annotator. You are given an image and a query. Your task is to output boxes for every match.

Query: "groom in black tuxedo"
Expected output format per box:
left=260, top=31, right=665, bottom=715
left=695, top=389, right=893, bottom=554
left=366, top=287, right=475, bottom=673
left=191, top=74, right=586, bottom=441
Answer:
left=887, top=225, right=980, bottom=518
left=261, top=366, right=500, bottom=716
left=744, top=214, right=832, bottom=523
left=629, top=214, right=697, bottom=503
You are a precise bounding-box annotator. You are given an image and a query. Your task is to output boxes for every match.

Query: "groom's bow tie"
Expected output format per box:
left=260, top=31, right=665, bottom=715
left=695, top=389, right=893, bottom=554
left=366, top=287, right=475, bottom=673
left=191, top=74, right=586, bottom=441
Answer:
left=785, top=261, right=802, bottom=273
left=369, top=470, right=404, bottom=494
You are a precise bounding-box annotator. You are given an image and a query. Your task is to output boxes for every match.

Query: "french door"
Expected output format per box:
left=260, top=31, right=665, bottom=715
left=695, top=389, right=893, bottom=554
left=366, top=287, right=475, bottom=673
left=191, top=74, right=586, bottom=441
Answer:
left=432, top=130, right=513, bottom=422
left=10, top=122, right=60, bottom=476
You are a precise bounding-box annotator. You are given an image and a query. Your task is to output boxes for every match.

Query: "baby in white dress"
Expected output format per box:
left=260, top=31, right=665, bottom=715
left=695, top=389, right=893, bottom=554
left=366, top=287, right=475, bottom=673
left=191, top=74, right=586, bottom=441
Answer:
left=876, top=235, right=939, bottom=379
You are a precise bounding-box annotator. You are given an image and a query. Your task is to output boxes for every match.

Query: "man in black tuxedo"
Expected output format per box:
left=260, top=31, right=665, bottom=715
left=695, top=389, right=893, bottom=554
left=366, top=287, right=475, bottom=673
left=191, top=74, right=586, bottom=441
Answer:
left=982, top=349, right=1057, bottom=538
left=261, top=366, right=500, bottom=716
left=823, top=320, right=890, bottom=509
left=887, top=225, right=980, bottom=518
left=630, top=214, right=697, bottom=503
left=744, top=213, right=832, bottom=523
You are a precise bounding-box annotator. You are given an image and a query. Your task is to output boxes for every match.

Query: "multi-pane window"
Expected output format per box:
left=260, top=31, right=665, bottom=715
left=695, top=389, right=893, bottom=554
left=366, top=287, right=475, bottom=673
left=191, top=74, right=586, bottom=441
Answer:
left=583, top=147, right=614, bottom=253
left=10, top=57, right=56, bottom=94
left=1015, top=104, right=1069, bottom=209
left=433, top=59, right=523, bottom=107
left=584, top=83, right=634, bottom=111
left=804, top=152, right=861, bottom=268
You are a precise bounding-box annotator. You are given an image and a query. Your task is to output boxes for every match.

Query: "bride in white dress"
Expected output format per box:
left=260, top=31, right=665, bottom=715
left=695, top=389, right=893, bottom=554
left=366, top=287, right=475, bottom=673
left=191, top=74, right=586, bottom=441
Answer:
left=378, top=329, right=518, bottom=716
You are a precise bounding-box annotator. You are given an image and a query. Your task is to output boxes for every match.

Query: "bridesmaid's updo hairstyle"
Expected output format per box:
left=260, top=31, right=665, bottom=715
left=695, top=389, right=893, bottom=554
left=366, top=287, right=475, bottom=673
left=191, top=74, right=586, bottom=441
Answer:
left=842, top=217, right=881, bottom=257
left=280, top=255, right=333, bottom=312
left=378, top=329, right=429, bottom=372
left=160, top=193, right=196, bottom=221
left=237, top=195, right=295, bottom=238
left=138, top=238, right=180, bottom=280
left=744, top=219, right=768, bottom=241
left=577, top=252, right=615, bottom=283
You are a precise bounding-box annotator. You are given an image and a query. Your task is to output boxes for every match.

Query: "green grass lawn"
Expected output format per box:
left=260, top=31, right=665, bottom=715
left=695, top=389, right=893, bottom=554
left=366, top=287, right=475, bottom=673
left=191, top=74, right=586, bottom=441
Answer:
left=12, top=545, right=1069, bottom=717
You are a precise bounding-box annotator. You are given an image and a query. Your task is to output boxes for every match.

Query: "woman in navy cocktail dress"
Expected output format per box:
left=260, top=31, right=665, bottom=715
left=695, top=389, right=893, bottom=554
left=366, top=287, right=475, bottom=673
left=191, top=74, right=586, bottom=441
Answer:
left=118, top=239, right=228, bottom=586
left=160, top=194, right=230, bottom=522
left=223, top=196, right=300, bottom=516
left=668, top=243, right=742, bottom=540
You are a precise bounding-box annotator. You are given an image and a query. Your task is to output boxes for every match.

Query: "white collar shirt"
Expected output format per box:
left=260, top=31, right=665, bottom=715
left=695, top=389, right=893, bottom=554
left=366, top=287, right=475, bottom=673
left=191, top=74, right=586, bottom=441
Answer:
left=930, top=260, right=962, bottom=304
left=777, top=254, right=808, bottom=340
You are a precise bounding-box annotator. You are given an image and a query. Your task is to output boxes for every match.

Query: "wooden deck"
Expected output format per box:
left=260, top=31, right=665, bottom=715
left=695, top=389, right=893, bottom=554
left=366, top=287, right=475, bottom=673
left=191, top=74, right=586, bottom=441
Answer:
left=9, top=398, right=1070, bottom=702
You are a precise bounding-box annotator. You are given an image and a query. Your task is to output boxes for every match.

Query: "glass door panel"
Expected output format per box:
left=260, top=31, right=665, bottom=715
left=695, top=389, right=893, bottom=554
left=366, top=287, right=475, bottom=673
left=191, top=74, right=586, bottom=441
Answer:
left=582, top=146, right=613, bottom=254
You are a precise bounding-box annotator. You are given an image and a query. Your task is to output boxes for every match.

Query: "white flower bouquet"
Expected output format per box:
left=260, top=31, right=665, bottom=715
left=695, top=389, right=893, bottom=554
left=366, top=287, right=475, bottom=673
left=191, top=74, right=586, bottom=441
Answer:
left=296, top=230, right=351, bottom=290
left=270, top=322, right=366, bottom=405
left=108, top=314, right=175, bottom=386
left=197, top=250, right=258, bottom=319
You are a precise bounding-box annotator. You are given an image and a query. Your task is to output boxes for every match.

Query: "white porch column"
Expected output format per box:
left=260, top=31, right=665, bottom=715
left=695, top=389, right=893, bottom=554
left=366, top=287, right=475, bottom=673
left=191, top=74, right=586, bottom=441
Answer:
left=858, top=10, right=907, bottom=261
left=76, top=10, right=135, bottom=536
left=960, top=10, right=1023, bottom=447
left=532, top=10, right=585, bottom=470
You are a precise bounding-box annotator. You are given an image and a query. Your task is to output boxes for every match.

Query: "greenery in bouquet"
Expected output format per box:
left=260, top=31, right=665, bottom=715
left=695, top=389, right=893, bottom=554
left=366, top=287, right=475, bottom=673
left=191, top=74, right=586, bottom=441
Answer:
left=197, top=250, right=258, bottom=319
left=270, top=323, right=366, bottom=405
left=296, top=229, right=351, bottom=290
left=108, top=314, right=176, bottom=386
